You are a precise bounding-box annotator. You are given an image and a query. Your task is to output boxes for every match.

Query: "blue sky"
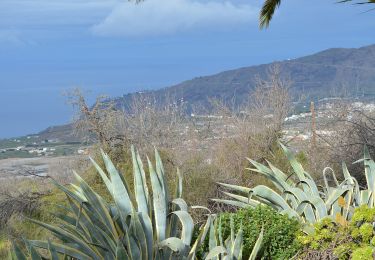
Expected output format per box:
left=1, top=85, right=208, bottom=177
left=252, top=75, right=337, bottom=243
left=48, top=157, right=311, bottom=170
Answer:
left=0, top=0, right=374, bottom=138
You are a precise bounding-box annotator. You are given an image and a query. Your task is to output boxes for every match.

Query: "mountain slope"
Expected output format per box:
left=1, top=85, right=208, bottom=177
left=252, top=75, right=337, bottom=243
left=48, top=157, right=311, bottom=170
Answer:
left=116, top=44, right=375, bottom=109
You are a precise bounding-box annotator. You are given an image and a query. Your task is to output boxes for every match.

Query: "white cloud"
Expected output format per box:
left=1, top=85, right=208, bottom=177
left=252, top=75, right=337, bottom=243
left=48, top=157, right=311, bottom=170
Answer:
left=91, top=0, right=257, bottom=37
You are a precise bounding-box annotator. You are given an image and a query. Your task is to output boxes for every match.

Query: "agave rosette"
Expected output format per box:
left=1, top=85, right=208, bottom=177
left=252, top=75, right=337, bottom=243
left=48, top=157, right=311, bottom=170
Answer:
left=215, top=143, right=375, bottom=231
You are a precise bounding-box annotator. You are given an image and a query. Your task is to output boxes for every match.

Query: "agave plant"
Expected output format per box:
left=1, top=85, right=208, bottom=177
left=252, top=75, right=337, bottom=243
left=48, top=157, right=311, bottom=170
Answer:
left=215, top=143, right=375, bottom=232
left=204, top=216, right=263, bottom=260
left=12, top=147, right=264, bottom=260
left=12, top=147, right=215, bottom=259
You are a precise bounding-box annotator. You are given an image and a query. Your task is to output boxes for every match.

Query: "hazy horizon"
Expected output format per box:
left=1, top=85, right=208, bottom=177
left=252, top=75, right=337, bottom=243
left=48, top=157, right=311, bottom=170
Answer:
left=1, top=0, right=374, bottom=138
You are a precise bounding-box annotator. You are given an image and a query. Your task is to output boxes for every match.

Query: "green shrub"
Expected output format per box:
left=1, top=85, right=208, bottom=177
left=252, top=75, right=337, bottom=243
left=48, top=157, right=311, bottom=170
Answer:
left=352, top=246, right=374, bottom=260
left=299, top=205, right=375, bottom=259
left=201, top=205, right=302, bottom=259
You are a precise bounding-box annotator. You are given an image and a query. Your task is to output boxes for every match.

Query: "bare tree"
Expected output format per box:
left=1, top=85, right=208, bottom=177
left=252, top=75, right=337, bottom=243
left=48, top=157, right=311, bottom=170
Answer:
left=124, top=93, right=188, bottom=152
left=318, top=99, right=375, bottom=182
left=0, top=189, right=44, bottom=228
left=210, top=65, right=292, bottom=187
left=66, top=88, right=128, bottom=150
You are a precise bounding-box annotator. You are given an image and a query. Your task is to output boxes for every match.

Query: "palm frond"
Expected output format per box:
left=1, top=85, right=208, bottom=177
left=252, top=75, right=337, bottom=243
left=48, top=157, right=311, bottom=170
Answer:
left=260, top=0, right=281, bottom=29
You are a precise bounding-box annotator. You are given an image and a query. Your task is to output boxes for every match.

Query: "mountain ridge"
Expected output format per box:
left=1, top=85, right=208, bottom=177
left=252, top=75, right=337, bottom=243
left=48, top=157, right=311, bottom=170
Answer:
left=14, top=43, right=375, bottom=142
left=115, top=44, right=375, bottom=111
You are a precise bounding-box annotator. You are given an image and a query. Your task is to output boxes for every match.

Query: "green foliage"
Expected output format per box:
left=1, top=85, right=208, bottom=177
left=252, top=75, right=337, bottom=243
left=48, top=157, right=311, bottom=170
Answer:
left=299, top=205, right=375, bottom=259
left=204, top=216, right=264, bottom=260
left=216, top=144, right=375, bottom=231
left=352, top=246, right=374, bottom=260
left=202, top=206, right=301, bottom=259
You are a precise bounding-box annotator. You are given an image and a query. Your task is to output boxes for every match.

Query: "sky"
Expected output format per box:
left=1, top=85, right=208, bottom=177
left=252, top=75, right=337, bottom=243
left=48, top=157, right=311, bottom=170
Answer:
left=0, top=0, right=374, bottom=138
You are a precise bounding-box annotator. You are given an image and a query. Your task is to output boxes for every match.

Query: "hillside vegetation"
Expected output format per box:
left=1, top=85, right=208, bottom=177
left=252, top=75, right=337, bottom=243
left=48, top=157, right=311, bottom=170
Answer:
left=116, top=44, right=375, bottom=110
left=1, top=66, right=375, bottom=259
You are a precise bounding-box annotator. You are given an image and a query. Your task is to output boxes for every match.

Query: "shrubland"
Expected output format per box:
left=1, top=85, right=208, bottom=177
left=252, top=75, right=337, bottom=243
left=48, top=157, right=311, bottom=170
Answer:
left=1, top=66, right=375, bottom=259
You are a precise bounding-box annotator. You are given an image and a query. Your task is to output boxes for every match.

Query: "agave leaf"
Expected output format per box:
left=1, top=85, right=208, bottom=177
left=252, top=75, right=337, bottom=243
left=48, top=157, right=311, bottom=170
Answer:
left=230, top=216, right=235, bottom=245
left=28, top=218, right=100, bottom=258
left=29, top=240, right=92, bottom=260
left=217, top=182, right=251, bottom=194
left=280, top=143, right=316, bottom=190
left=168, top=171, right=185, bottom=241
left=247, top=159, right=283, bottom=190
left=155, top=148, right=169, bottom=203
left=69, top=183, right=88, bottom=203
left=176, top=168, right=183, bottom=198
left=360, top=190, right=372, bottom=206
left=354, top=146, right=372, bottom=164
left=364, top=148, right=375, bottom=206
left=325, top=188, right=350, bottom=209
left=250, top=185, right=292, bottom=211
left=279, top=143, right=306, bottom=179
left=89, top=156, right=112, bottom=196
left=172, top=198, right=188, bottom=212
left=267, top=161, right=294, bottom=191
left=73, top=171, right=118, bottom=239
left=296, top=197, right=328, bottom=222
left=28, top=243, right=42, bottom=260
left=211, top=199, right=251, bottom=209
left=231, top=225, right=243, bottom=259
left=323, top=167, right=339, bottom=194
left=158, top=237, right=188, bottom=254
left=53, top=211, right=78, bottom=227
left=12, top=242, right=27, bottom=260
left=249, top=227, right=263, bottom=260
left=221, top=192, right=260, bottom=207
left=52, top=179, right=87, bottom=205
left=170, top=211, right=194, bottom=246
left=342, top=162, right=354, bottom=184
left=295, top=178, right=320, bottom=197
left=138, top=212, right=153, bottom=260
left=48, top=240, right=59, bottom=260
left=132, top=146, right=150, bottom=216
left=115, top=239, right=129, bottom=260
left=66, top=197, right=117, bottom=250
left=205, top=246, right=227, bottom=259
left=218, top=217, right=223, bottom=246
left=209, top=219, right=218, bottom=252
left=148, top=158, right=167, bottom=242
left=283, top=186, right=306, bottom=203
left=168, top=203, right=183, bottom=243
left=189, top=215, right=214, bottom=259
left=100, top=152, right=134, bottom=228
left=58, top=223, right=86, bottom=242
left=129, top=211, right=148, bottom=260
left=128, top=236, right=141, bottom=260
left=282, top=187, right=315, bottom=222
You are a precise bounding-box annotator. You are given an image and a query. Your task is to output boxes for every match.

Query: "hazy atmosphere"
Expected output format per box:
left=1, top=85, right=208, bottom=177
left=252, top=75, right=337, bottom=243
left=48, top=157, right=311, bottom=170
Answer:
left=1, top=0, right=374, bottom=137
left=2, top=1, right=375, bottom=259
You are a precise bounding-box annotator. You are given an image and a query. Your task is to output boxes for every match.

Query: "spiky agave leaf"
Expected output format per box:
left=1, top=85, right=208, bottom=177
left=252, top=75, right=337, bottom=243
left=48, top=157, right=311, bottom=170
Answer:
left=217, top=143, right=375, bottom=232
left=14, top=147, right=216, bottom=260
left=204, top=216, right=263, bottom=260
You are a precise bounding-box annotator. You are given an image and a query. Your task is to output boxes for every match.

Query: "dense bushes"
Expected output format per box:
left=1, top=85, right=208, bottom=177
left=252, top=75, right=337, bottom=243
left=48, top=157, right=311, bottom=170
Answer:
left=298, top=205, right=375, bottom=259
left=200, top=206, right=302, bottom=259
